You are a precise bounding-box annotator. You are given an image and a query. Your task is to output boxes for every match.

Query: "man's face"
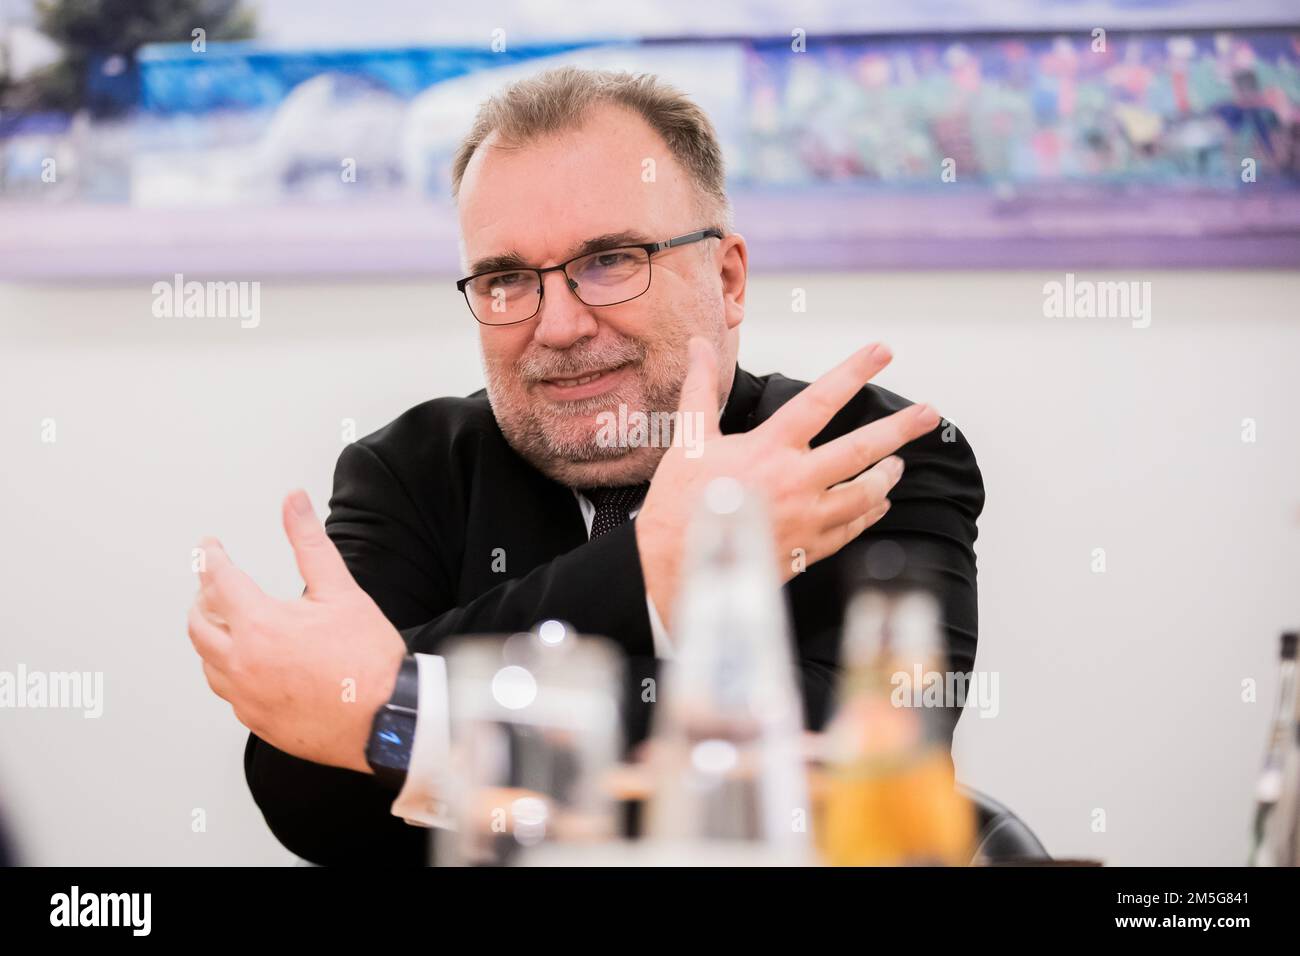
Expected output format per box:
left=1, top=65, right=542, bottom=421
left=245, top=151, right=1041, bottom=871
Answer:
left=457, top=104, right=743, bottom=487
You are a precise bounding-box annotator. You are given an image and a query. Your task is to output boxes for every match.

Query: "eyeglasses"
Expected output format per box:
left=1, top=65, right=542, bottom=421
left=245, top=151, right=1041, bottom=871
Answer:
left=456, top=228, right=724, bottom=326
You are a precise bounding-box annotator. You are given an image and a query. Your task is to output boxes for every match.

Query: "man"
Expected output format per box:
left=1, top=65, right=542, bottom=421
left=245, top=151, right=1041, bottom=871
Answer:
left=187, top=67, right=984, bottom=865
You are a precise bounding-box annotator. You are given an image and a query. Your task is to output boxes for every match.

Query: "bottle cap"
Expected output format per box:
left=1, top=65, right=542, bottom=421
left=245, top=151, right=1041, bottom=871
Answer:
left=1282, top=632, right=1298, bottom=659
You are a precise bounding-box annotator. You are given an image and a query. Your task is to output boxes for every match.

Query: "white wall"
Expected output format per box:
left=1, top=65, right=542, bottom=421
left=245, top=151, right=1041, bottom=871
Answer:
left=1, top=268, right=1297, bottom=865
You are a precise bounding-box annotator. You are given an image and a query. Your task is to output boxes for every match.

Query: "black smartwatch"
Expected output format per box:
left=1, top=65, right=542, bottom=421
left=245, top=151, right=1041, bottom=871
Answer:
left=365, top=654, right=419, bottom=788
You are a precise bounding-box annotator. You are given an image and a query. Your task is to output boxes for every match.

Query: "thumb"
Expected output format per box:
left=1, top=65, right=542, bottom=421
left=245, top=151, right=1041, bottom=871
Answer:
left=282, top=489, right=354, bottom=598
left=676, top=336, right=722, bottom=440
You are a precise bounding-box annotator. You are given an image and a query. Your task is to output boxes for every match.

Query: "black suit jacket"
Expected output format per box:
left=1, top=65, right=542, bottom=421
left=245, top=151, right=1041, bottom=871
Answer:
left=244, top=366, right=984, bottom=865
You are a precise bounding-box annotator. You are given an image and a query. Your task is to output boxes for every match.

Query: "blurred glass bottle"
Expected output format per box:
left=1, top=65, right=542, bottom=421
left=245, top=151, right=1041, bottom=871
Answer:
left=816, top=585, right=975, bottom=866
left=643, top=477, right=811, bottom=863
left=1251, top=631, right=1299, bottom=867
left=438, top=623, right=624, bottom=866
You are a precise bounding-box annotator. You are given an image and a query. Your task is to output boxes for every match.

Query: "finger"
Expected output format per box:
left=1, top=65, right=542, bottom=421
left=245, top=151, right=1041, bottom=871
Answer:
left=195, top=584, right=228, bottom=628
left=187, top=601, right=233, bottom=666
left=196, top=536, right=267, bottom=627
left=282, top=489, right=354, bottom=598
left=192, top=586, right=230, bottom=630
left=816, top=455, right=904, bottom=531
left=202, top=660, right=236, bottom=704
left=763, top=343, right=892, bottom=446
left=804, top=402, right=940, bottom=489
left=816, top=498, right=892, bottom=562
left=674, top=337, right=722, bottom=441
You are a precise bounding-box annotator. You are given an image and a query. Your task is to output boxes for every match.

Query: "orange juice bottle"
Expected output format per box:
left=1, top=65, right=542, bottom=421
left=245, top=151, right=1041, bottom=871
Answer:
left=816, top=589, right=975, bottom=866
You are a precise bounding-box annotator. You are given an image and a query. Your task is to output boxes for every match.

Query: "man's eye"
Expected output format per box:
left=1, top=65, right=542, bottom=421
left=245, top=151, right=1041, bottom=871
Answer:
left=593, top=252, right=633, bottom=268
left=488, top=271, right=528, bottom=288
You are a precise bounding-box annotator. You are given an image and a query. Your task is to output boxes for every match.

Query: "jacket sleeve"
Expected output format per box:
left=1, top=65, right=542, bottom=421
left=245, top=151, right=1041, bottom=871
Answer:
left=748, top=376, right=984, bottom=749
left=243, top=440, right=656, bottom=865
left=858, top=417, right=985, bottom=747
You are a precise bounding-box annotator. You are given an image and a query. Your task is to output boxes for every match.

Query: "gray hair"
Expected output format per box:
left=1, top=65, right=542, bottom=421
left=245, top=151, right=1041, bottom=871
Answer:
left=451, top=66, right=733, bottom=232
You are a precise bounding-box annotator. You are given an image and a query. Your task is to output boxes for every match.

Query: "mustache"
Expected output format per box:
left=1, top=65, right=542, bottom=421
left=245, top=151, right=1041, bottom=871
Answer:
left=517, top=339, right=647, bottom=382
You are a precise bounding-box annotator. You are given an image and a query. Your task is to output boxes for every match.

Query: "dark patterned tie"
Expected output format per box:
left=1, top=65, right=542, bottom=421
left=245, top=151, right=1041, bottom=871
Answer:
left=581, top=483, right=651, bottom=539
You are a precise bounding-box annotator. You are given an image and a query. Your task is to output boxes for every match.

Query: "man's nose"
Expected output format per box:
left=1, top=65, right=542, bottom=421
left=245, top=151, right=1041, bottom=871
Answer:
left=532, top=270, right=599, bottom=349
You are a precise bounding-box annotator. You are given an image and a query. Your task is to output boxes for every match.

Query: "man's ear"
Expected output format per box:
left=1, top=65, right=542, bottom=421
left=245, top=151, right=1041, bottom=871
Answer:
left=718, top=233, right=748, bottom=331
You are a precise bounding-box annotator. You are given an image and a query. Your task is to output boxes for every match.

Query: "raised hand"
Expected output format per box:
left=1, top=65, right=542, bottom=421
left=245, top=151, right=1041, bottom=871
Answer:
left=635, top=338, right=941, bottom=627
left=186, top=490, right=407, bottom=773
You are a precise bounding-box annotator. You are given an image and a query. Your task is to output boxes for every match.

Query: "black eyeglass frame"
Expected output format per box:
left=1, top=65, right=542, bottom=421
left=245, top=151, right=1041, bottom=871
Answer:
left=456, top=228, right=725, bottom=326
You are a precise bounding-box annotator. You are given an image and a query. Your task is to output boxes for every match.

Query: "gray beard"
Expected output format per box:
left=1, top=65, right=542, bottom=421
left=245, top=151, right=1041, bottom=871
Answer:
left=486, top=373, right=683, bottom=485
left=485, top=345, right=690, bottom=486
left=480, top=302, right=723, bottom=486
